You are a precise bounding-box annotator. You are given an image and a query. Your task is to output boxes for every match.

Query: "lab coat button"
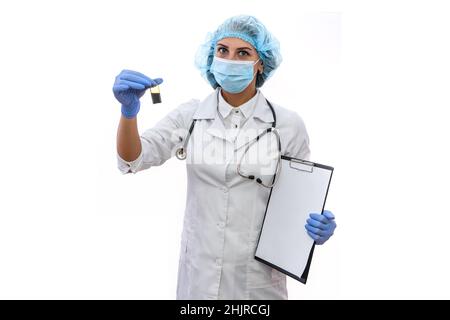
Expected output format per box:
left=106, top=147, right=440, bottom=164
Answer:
left=216, top=258, right=222, bottom=265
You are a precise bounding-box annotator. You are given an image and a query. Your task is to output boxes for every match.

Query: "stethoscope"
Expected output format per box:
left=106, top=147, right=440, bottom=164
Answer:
left=175, top=93, right=282, bottom=188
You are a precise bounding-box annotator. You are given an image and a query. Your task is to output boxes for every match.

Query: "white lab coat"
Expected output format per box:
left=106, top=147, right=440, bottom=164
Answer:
left=117, top=88, right=310, bottom=299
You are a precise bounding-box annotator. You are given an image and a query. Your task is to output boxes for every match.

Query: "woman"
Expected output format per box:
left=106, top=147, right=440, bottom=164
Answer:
left=113, top=15, right=336, bottom=300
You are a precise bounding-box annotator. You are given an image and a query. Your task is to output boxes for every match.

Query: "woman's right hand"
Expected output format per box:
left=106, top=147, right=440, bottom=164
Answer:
left=113, top=70, right=163, bottom=119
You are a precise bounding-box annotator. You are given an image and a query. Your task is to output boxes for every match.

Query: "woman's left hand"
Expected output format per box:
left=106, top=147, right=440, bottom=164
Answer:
left=305, top=210, right=336, bottom=245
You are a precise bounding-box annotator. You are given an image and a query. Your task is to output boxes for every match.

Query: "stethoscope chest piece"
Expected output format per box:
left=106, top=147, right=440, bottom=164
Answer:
left=176, top=147, right=187, bottom=160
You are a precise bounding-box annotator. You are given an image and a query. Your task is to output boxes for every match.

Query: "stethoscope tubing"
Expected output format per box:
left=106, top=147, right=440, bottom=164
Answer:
left=175, top=94, right=281, bottom=188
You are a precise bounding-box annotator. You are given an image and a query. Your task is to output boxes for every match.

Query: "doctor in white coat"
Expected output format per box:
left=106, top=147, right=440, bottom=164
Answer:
left=114, top=15, right=337, bottom=300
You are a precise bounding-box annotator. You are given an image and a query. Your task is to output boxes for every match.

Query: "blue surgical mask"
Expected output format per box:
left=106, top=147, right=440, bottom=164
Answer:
left=210, top=56, right=260, bottom=94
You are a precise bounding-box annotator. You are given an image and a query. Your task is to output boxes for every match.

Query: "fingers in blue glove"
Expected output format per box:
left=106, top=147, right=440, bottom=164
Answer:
left=119, top=73, right=153, bottom=87
left=113, top=84, right=129, bottom=92
left=309, top=213, right=330, bottom=224
left=305, top=211, right=336, bottom=245
left=307, top=231, right=320, bottom=241
left=307, top=231, right=328, bottom=245
left=323, top=210, right=335, bottom=220
left=152, top=78, right=164, bottom=86
left=305, top=224, right=326, bottom=236
left=116, top=79, right=146, bottom=90
left=113, top=69, right=165, bottom=119
left=122, top=70, right=164, bottom=87
left=117, top=70, right=164, bottom=89
left=306, top=218, right=328, bottom=230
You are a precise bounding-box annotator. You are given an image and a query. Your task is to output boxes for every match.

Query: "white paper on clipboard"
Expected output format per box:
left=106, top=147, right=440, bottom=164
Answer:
left=254, top=155, right=334, bottom=284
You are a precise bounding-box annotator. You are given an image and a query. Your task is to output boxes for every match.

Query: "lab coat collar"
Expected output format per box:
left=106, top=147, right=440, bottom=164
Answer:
left=218, top=88, right=258, bottom=119
left=193, top=88, right=275, bottom=149
left=193, top=88, right=274, bottom=124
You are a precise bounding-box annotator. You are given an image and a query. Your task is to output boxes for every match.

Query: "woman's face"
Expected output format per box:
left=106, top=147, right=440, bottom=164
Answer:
left=215, top=37, right=263, bottom=75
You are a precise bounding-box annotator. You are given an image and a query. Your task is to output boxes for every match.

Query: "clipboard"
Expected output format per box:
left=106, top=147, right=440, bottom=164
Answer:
left=254, top=155, right=334, bottom=284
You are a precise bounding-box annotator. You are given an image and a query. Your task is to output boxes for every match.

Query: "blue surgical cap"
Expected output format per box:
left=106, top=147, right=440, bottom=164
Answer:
left=195, top=15, right=282, bottom=89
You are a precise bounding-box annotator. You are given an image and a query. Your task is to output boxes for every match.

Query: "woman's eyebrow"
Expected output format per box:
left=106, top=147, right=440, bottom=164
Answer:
left=217, top=43, right=253, bottom=51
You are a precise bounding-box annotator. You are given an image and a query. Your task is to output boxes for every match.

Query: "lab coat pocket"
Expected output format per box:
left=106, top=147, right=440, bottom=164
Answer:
left=180, top=220, right=193, bottom=260
left=247, top=230, right=280, bottom=288
left=176, top=236, right=189, bottom=299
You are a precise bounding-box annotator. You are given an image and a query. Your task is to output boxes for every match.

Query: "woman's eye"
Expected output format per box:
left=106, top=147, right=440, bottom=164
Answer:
left=217, top=47, right=227, bottom=54
left=238, top=50, right=250, bottom=56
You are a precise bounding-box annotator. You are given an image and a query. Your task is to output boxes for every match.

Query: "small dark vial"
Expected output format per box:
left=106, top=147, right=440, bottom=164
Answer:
left=150, top=85, right=162, bottom=104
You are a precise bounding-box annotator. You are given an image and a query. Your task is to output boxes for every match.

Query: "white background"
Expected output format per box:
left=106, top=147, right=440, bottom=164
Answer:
left=0, top=0, right=449, bottom=299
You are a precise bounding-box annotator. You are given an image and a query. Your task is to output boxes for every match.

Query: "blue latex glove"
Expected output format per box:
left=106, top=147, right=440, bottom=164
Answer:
left=305, top=210, right=336, bottom=245
left=113, top=69, right=163, bottom=119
